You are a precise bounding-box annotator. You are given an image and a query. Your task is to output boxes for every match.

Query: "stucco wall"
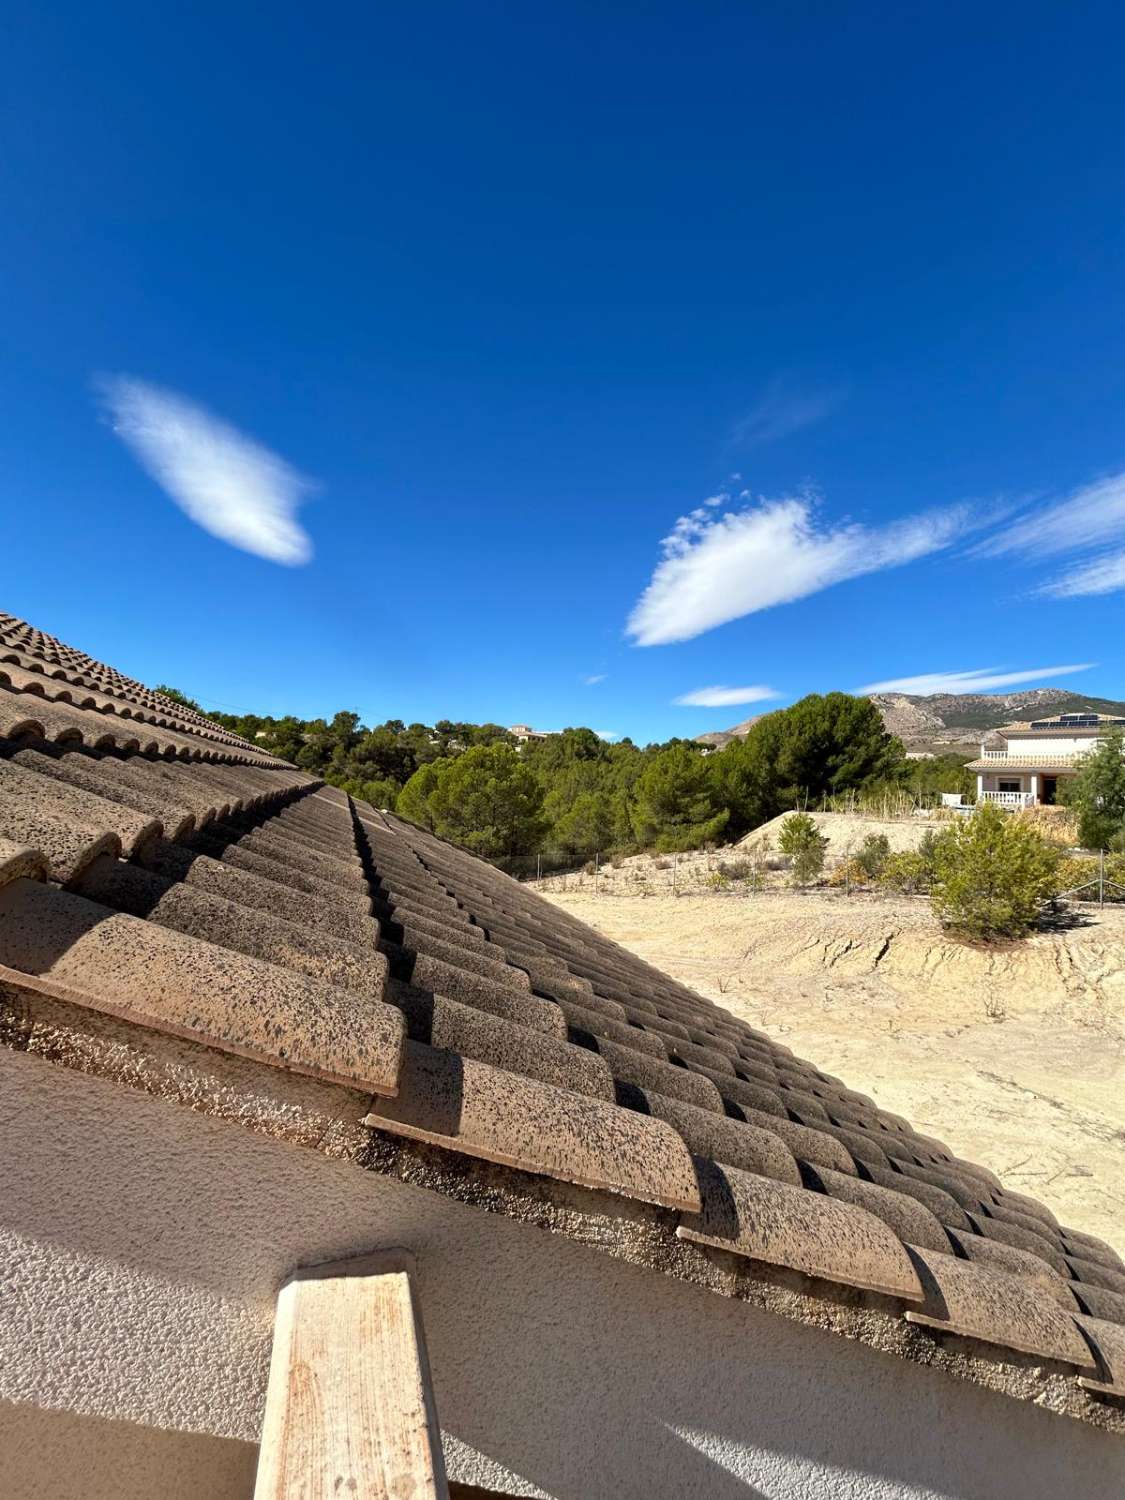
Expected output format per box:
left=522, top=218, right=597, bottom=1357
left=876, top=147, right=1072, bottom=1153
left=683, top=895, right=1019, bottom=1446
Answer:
left=1, top=1045, right=1122, bottom=1499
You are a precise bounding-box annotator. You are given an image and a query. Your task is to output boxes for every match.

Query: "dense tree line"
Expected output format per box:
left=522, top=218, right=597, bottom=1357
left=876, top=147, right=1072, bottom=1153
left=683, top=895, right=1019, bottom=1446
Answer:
left=157, top=684, right=969, bottom=864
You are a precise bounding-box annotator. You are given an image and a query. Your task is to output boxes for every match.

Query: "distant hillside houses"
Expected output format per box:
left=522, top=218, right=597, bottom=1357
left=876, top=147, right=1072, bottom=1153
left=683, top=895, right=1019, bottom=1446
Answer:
left=509, top=722, right=551, bottom=747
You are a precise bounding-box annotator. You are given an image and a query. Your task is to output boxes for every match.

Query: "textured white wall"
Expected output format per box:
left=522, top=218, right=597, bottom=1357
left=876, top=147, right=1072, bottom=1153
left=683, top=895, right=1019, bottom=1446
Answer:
left=1, top=1044, right=1122, bottom=1500
left=1004, top=736, right=1092, bottom=756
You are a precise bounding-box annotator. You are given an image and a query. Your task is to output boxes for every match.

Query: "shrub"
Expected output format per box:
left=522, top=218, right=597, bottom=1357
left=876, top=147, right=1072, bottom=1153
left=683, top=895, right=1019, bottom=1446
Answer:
left=828, top=857, right=867, bottom=888
left=1015, top=805, right=1079, bottom=848
left=717, top=857, right=755, bottom=880
left=1055, top=853, right=1125, bottom=901
left=1054, top=856, right=1099, bottom=897
left=778, top=812, right=829, bottom=886
left=878, top=850, right=932, bottom=894
left=931, top=803, right=1059, bottom=940
left=855, top=832, right=892, bottom=879
left=701, top=870, right=730, bottom=890
left=1060, top=728, right=1125, bottom=850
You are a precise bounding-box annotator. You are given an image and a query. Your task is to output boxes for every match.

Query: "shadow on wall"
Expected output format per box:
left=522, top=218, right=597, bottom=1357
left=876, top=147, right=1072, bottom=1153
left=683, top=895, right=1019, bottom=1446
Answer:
left=0, top=1398, right=257, bottom=1500
left=417, top=1210, right=1123, bottom=1500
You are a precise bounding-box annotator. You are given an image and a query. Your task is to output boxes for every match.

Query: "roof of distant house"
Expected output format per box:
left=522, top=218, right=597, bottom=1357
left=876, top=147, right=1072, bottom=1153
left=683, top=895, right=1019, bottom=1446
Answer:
left=1, top=609, right=1123, bottom=1428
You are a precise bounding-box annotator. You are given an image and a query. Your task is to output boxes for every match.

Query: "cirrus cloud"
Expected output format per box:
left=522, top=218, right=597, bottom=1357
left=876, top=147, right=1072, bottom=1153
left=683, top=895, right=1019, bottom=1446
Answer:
left=673, top=684, right=780, bottom=708
left=627, top=490, right=971, bottom=646
left=971, top=470, right=1125, bottom=599
left=99, top=376, right=315, bottom=565
left=858, top=663, right=1096, bottom=695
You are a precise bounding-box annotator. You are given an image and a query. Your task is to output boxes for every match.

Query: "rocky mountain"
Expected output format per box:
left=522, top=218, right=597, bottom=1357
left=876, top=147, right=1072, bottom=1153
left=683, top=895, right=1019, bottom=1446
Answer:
left=697, top=687, right=1125, bottom=752
left=693, top=714, right=766, bottom=749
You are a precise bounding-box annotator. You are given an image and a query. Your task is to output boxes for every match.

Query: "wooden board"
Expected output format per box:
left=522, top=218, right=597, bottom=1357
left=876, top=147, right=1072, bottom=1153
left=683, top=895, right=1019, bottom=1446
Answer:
left=253, top=1249, right=449, bottom=1500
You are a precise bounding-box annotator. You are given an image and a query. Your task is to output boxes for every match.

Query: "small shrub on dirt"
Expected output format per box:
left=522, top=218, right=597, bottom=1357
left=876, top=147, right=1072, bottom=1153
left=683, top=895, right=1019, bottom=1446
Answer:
left=1054, top=855, right=1099, bottom=897
left=653, top=856, right=671, bottom=870
left=827, top=857, right=867, bottom=888
left=855, top=832, right=892, bottom=879
left=1055, top=853, right=1125, bottom=901
left=778, top=812, right=829, bottom=887
left=1015, top=805, right=1079, bottom=848
left=878, top=850, right=932, bottom=894
left=701, top=870, right=730, bottom=890
left=717, top=857, right=755, bottom=880
left=931, top=803, right=1059, bottom=940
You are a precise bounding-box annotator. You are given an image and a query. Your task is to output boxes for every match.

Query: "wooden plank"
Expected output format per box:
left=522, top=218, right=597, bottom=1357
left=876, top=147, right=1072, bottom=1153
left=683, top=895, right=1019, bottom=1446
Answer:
left=253, top=1249, right=449, bottom=1500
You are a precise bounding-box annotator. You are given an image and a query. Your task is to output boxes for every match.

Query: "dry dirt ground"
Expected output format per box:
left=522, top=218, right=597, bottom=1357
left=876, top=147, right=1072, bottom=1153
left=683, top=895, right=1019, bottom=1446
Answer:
left=542, top=887, right=1125, bottom=1254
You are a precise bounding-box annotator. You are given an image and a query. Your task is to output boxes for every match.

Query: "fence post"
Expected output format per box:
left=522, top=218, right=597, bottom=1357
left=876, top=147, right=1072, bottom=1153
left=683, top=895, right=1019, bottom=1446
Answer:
left=536, top=853, right=541, bottom=889
left=1100, top=848, right=1106, bottom=908
left=594, top=851, right=599, bottom=896
left=672, top=854, right=678, bottom=897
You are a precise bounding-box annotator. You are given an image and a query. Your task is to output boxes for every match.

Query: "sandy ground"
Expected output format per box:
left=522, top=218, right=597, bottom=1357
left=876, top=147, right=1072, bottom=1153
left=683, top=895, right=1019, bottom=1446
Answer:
left=543, top=887, right=1125, bottom=1254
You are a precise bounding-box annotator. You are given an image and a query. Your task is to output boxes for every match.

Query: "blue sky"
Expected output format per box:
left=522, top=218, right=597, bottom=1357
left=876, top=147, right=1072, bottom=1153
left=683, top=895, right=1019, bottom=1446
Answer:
left=4, top=2, right=1125, bottom=742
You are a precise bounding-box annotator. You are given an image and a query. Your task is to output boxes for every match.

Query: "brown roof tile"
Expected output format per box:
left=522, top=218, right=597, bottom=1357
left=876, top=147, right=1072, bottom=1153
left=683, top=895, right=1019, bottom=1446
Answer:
left=1076, top=1315, right=1125, bottom=1398
left=904, top=1246, right=1095, bottom=1366
left=678, top=1158, right=924, bottom=1300
left=0, top=877, right=404, bottom=1094
left=365, top=1040, right=702, bottom=1212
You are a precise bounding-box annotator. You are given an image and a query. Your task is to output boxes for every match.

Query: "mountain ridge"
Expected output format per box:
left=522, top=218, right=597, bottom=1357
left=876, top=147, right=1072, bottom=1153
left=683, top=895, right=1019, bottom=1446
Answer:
left=696, top=687, right=1125, bottom=751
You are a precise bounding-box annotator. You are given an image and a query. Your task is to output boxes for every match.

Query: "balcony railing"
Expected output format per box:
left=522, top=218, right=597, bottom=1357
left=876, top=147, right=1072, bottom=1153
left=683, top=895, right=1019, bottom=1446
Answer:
left=979, top=789, right=1035, bottom=807
left=978, top=751, right=1084, bottom=764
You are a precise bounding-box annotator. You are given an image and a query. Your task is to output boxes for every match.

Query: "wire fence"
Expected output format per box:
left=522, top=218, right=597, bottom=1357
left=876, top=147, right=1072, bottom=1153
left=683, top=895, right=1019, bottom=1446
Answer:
left=1055, top=850, right=1125, bottom=906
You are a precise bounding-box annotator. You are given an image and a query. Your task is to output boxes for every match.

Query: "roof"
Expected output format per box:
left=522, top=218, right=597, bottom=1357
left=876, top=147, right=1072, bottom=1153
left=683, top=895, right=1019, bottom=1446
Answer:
left=2, top=609, right=1124, bottom=1428
left=998, top=718, right=1121, bottom=735
left=966, top=756, right=1086, bottom=771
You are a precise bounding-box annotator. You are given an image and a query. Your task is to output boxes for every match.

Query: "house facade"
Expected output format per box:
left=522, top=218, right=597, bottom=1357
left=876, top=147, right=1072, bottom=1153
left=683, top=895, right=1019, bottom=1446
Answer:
left=508, top=722, right=549, bottom=747
left=966, top=712, right=1125, bottom=808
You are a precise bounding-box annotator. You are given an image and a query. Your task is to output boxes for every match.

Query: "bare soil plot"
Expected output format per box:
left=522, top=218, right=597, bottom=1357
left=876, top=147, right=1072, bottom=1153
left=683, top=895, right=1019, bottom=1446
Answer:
left=543, top=888, right=1125, bottom=1255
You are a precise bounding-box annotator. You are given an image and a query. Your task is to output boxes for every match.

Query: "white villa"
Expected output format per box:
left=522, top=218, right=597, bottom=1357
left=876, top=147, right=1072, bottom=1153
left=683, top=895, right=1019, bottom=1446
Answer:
left=966, top=711, right=1125, bottom=808
left=508, top=722, right=549, bottom=747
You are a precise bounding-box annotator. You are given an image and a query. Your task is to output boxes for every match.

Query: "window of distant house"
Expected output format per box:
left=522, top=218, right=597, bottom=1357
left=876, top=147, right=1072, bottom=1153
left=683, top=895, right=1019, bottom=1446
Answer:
left=998, top=780, right=1022, bottom=792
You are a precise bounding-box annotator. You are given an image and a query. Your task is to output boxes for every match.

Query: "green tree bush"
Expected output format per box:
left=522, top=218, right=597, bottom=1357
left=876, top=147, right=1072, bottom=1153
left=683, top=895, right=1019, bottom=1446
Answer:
left=424, top=743, right=548, bottom=859
left=778, top=812, right=829, bottom=886
left=855, top=832, right=891, bottom=878
left=631, top=744, right=729, bottom=852
left=396, top=761, right=445, bottom=832
left=878, top=850, right=932, bottom=894
left=715, top=693, right=905, bottom=836
left=931, top=804, right=1059, bottom=940
left=1061, top=729, right=1125, bottom=851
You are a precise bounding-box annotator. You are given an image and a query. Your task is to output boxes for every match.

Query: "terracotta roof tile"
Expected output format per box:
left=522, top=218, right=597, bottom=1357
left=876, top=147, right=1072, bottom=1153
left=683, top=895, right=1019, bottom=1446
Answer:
left=0, top=877, right=404, bottom=1093
left=365, top=1040, right=702, bottom=1212
left=1076, top=1315, right=1125, bottom=1397
left=0, top=836, right=51, bottom=887
left=678, top=1158, right=924, bottom=1300
left=799, top=1162, right=951, bottom=1254
left=904, top=1245, right=1095, bottom=1367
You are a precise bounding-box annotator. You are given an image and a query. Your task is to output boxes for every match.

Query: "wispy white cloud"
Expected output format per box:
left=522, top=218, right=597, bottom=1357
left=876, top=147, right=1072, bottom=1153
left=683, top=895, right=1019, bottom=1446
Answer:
left=593, top=729, right=619, bottom=741
left=972, top=470, right=1125, bottom=599
left=99, top=376, right=315, bottom=565
left=858, top=663, right=1097, bottom=696
left=673, top=684, right=780, bottom=708
left=583, top=673, right=607, bottom=685
left=1041, top=553, right=1125, bottom=598
left=627, top=490, right=971, bottom=646
left=730, top=378, right=844, bottom=450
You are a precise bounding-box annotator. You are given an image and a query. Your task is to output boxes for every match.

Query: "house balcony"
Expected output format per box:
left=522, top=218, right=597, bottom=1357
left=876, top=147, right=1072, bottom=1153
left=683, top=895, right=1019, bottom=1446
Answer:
left=977, top=751, right=1083, bottom=765
left=979, top=789, right=1035, bottom=808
